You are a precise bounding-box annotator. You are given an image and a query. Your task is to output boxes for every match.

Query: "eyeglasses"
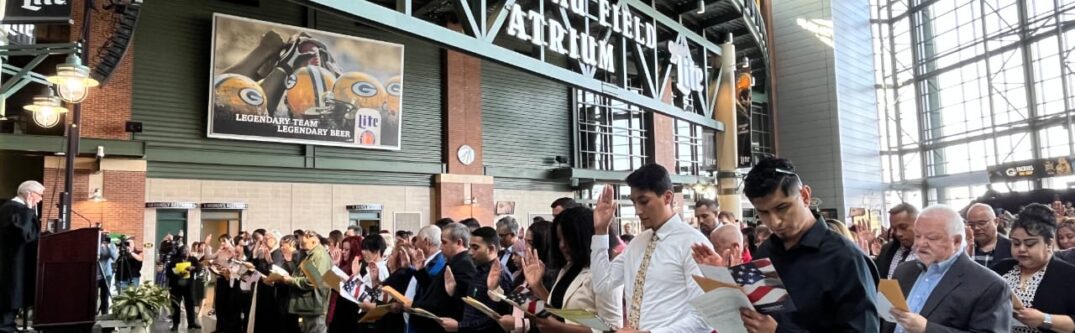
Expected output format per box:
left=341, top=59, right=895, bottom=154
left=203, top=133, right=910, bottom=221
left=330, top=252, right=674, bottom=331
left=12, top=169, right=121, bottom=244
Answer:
left=498, top=233, right=512, bottom=238
left=967, top=220, right=993, bottom=229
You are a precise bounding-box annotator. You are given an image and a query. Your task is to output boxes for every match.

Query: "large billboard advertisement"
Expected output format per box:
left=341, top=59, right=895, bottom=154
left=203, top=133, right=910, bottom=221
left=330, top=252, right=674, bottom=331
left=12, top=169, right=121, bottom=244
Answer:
left=208, top=14, right=404, bottom=150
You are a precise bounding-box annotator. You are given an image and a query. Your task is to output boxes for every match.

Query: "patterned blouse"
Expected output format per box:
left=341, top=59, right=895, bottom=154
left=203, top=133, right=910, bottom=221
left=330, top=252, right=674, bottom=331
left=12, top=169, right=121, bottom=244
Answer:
left=1002, top=264, right=1048, bottom=333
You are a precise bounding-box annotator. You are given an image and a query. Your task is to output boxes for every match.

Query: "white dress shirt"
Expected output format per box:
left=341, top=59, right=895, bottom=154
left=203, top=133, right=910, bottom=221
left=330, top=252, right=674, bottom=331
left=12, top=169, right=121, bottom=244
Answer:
left=590, top=214, right=712, bottom=333
left=404, top=250, right=441, bottom=325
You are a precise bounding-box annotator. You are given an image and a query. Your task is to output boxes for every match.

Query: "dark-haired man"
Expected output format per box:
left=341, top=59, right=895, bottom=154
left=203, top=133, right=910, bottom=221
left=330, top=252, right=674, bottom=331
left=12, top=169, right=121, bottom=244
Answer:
left=592, top=164, right=712, bottom=333
left=438, top=227, right=512, bottom=333
left=694, top=198, right=721, bottom=238
left=460, top=218, right=481, bottom=232
left=876, top=203, right=918, bottom=279
left=551, top=197, right=579, bottom=217
left=697, top=156, right=880, bottom=332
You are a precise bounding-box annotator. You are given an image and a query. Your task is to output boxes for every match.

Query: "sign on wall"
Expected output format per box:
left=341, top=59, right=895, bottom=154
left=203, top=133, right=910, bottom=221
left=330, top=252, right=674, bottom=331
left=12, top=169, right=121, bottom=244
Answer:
left=207, top=14, right=405, bottom=150
left=988, top=157, right=1074, bottom=182
left=1, top=0, right=71, bottom=24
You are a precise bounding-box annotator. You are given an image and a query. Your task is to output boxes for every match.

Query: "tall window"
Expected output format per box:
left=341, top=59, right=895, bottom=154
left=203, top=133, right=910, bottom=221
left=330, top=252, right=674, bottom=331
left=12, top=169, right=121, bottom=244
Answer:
left=871, top=0, right=1075, bottom=206
left=576, top=89, right=649, bottom=171
left=674, top=119, right=705, bottom=176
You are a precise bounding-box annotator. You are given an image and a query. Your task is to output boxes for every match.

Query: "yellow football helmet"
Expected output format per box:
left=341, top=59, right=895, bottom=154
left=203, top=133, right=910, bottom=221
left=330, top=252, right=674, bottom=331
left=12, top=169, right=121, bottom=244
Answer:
left=214, top=74, right=268, bottom=116
left=284, top=65, right=337, bottom=118
left=384, top=75, right=402, bottom=118
left=332, top=72, right=388, bottom=113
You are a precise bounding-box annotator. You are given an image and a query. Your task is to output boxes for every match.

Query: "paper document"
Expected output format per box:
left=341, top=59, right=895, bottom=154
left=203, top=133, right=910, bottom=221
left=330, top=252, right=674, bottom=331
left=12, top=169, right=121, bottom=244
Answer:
left=408, top=307, right=442, bottom=322
left=463, top=297, right=501, bottom=321
left=382, top=286, right=439, bottom=321
left=692, top=259, right=794, bottom=314
left=689, top=287, right=753, bottom=333
left=382, top=286, right=412, bottom=306
left=323, top=267, right=349, bottom=292
left=489, top=289, right=549, bottom=318
left=698, top=264, right=736, bottom=284
left=876, top=279, right=907, bottom=323
left=358, top=304, right=392, bottom=323
left=545, top=309, right=611, bottom=331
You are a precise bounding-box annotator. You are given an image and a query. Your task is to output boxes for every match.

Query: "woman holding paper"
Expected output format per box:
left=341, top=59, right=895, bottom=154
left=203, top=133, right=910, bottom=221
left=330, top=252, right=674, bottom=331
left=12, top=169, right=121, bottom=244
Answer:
left=507, top=207, right=623, bottom=332
left=355, top=235, right=391, bottom=332
left=327, top=235, right=366, bottom=333
left=991, top=204, right=1075, bottom=333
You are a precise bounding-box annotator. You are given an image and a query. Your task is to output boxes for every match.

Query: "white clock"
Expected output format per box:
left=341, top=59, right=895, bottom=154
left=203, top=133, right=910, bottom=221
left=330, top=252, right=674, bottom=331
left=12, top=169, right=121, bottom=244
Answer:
left=457, top=144, right=475, bottom=165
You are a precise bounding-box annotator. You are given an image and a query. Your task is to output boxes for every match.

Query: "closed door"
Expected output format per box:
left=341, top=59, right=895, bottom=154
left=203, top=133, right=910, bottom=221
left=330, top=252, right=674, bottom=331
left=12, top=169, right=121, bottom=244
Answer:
left=156, top=210, right=188, bottom=247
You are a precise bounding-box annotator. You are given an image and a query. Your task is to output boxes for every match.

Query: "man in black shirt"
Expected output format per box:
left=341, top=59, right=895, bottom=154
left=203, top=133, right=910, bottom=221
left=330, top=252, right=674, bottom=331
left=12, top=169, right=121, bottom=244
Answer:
left=705, top=157, right=881, bottom=333
left=965, top=203, right=1012, bottom=268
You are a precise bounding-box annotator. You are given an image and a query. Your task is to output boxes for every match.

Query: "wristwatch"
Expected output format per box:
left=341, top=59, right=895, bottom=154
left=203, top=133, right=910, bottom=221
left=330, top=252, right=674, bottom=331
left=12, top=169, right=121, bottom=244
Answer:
left=1043, top=313, right=1053, bottom=330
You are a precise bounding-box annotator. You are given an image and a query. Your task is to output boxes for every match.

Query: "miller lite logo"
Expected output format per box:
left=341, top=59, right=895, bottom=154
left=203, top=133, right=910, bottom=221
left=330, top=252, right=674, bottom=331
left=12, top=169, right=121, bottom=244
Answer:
left=21, top=0, right=66, bottom=11
left=668, top=35, right=704, bottom=95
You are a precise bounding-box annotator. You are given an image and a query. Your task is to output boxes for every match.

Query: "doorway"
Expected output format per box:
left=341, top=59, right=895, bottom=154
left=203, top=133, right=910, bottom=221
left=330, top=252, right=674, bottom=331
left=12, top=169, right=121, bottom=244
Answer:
left=201, top=210, right=242, bottom=248
left=349, top=211, right=381, bottom=236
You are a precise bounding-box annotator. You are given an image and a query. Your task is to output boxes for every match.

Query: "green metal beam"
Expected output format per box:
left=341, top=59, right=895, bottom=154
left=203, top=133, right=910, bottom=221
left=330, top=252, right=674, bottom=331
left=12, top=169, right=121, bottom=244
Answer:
left=300, top=0, right=725, bottom=132
left=0, top=134, right=146, bottom=157
left=145, top=147, right=443, bottom=174
left=483, top=165, right=556, bottom=179
left=548, top=167, right=714, bottom=185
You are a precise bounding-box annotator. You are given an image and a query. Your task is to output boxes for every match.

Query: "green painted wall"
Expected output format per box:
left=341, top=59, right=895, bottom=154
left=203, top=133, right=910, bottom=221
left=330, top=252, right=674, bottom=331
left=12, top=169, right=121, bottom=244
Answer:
left=481, top=61, right=572, bottom=191
left=131, top=0, right=443, bottom=187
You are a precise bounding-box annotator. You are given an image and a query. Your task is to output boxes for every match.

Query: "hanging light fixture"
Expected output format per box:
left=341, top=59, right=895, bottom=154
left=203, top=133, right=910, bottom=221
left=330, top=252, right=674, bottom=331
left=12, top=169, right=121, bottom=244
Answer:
left=47, top=53, right=99, bottom=104
left=23, top=88, right=69, bottom=128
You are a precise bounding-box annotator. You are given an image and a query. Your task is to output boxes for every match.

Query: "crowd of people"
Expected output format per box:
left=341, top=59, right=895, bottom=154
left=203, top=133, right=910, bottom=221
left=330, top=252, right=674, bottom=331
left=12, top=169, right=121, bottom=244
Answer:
left=5, top=154, right=1075, bottom=333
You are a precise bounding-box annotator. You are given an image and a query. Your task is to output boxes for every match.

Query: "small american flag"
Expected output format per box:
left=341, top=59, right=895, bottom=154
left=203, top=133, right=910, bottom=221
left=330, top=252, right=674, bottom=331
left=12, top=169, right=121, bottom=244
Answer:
left=730, top=258, right=793, bottom=313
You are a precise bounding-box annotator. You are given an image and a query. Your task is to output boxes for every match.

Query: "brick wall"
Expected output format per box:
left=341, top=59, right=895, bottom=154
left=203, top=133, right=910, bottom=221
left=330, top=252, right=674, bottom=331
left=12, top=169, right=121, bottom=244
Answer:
left=40, top=158, right=146, bottom=239
left=65, top=0, right=135, bottom=140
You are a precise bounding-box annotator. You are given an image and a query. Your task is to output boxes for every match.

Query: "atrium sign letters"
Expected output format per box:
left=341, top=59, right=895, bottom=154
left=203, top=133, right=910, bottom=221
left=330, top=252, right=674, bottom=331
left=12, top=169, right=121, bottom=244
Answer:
left=505, top=0, right=657, bottom=73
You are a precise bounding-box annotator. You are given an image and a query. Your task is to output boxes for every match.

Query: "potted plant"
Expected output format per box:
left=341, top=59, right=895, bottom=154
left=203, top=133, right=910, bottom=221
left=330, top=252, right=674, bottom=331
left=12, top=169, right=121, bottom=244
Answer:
left=98, top=283, right=174, bottom=333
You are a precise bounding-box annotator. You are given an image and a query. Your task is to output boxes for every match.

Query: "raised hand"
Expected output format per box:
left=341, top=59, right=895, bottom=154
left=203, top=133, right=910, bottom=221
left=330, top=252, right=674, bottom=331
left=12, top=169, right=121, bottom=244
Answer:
left=413, top=248, right=428, bottom=271
left=965, top=224, right=975, bottom=256
left=204, top=234, right=213, bottom=245
left=691, top=243, right=726, bottom=267
left=444, top=266, right=456, bottom=296
left=521, top=248, right=545, bottom=288
left=487, top=261, right=502, bottom=291
left=330, top=247, right=343, bottom=266
left=369, top=261, right=382, bottom=286
left=351, top=258, right=363, bottom=278
left=594, top=184, right=617, bottom=234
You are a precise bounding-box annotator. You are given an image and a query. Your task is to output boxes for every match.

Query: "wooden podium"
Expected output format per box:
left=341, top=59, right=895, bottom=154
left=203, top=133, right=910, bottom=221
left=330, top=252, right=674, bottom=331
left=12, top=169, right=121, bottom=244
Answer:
left=34, top=228, right=100, bottom=331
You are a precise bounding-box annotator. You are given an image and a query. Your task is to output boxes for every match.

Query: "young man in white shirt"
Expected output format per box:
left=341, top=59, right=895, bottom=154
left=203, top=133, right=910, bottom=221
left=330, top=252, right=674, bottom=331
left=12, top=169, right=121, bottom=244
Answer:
left=591, top=164, right=712, bottom=333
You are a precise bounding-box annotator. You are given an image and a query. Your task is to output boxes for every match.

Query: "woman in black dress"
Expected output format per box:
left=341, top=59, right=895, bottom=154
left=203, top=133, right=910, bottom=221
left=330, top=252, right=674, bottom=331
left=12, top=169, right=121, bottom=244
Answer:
left=327, top=235, right=365, bottom=333
left=991, top=203, right=1075, bottom=333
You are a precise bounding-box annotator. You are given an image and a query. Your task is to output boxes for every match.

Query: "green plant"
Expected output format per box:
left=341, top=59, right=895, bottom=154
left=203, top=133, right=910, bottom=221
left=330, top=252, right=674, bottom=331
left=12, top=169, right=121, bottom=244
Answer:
left=111, top=283, right=175, bottom=326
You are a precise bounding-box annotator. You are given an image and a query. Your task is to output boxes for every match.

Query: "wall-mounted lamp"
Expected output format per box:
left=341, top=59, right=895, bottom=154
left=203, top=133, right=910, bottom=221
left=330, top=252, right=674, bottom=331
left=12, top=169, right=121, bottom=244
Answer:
left=89, top=188, right=106, bottom=202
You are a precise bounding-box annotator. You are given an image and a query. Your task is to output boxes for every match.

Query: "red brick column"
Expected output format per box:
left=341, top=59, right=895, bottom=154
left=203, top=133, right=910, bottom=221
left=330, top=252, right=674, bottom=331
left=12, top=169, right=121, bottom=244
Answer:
left=435, top=48, right=494, bottom=225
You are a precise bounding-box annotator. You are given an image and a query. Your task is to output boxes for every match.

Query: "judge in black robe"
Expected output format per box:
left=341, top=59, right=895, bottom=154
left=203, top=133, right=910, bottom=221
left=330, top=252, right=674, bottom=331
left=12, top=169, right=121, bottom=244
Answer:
left=0, top=182, right=43, bottom=333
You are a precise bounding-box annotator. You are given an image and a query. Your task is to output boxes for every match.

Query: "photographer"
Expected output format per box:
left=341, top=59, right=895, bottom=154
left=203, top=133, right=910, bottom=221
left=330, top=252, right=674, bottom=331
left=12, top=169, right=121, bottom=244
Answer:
left=115, top=236, right=144, bottom=292
left=98, top=234, right=118, bottom=315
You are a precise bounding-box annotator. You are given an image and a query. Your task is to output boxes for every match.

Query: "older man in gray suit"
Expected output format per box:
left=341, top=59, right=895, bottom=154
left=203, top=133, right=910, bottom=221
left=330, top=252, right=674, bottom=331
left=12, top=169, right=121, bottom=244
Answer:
left=883, top=205, right=1011, bottom=333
